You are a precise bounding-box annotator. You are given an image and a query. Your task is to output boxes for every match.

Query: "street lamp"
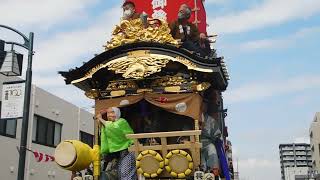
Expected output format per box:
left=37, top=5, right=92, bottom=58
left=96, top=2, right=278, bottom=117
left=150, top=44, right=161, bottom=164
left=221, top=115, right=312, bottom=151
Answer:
left=0, top=24, right=34, bottom=180
left=0, top=50, right=23, bottom=76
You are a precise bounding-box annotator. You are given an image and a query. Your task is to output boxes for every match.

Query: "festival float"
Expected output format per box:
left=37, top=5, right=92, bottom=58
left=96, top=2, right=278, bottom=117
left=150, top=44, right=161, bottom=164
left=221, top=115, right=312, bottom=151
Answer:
left=55, top=0, right=231, bottom=179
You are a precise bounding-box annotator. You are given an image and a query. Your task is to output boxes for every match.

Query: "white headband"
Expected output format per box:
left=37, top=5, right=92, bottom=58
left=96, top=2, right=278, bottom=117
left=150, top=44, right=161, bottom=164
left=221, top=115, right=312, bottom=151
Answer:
left=111, top=107, right=121, bottom=120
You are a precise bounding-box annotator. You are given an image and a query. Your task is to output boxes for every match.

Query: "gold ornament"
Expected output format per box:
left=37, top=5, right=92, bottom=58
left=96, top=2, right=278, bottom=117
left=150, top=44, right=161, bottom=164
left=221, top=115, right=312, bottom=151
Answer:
left=107, top=56, right=169, bottom=79
left=195, top=82, right=211, bottom=92
left=105, top=18, right=179, bottom=50
left=151, top=76, right=194, bottom=87
left=71, top=54, right=213, bottom=84
left=84, top=89, right=100, bottom=99
left=106, top=80, right=138, bottom=91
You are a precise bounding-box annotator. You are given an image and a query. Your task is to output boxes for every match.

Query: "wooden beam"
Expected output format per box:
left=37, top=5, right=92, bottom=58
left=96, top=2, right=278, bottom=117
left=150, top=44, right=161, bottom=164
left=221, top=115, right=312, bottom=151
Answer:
left=128, top=142, right=202, bottom=152
left=126, top=130, right=201, bottom=139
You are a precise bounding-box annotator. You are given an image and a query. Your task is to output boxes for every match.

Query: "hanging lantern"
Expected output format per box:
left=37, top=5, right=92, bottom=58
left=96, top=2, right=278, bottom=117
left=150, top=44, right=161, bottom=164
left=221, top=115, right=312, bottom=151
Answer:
left=0, top=50, right=23, bottom=76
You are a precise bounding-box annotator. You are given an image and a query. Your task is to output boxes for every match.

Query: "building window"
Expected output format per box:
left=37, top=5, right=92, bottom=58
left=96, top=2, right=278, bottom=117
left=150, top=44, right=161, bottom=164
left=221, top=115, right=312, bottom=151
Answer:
left=80, top=131, right=94, bottom=147
left=32, top=115, right=62, bottom=147
left=0, top=101, right=18, bottom=138
left=0, top=119, right=17, bottom=138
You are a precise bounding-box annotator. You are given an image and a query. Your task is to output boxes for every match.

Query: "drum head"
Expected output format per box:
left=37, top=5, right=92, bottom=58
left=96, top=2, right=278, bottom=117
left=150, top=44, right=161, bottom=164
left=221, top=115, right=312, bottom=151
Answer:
left=140, top=155, right=160, bottom=174
left=54, top=141, right=77, bottom=167
left=169, top=154, right=189, bottom=173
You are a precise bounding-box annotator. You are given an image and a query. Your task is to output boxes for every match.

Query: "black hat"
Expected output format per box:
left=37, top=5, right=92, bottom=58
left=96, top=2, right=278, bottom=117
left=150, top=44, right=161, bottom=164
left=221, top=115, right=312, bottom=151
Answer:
left=122, top=1, right=135, bottom=8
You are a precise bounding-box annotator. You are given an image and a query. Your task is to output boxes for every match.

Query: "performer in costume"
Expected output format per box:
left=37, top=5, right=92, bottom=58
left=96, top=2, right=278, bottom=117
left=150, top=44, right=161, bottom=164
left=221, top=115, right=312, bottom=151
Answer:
left=122, top=1, right=141, bottom=20
left=96, top=107, right=137, bottom=180
left=122, top=0, right=148, bottom=26
left=169, top=4, right=211, bottom=57
left=200, top=102, right=221, bottom=177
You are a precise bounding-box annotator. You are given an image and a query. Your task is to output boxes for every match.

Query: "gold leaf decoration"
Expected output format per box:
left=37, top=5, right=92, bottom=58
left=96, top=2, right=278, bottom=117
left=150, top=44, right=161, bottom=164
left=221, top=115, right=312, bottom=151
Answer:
left=106, top=80, right=138, bottom=91
left=84, top=89, right=100, bottom=99
left=175, top=56, right=198, bottom=70
left=151, top=76, right=196, bottom=87
left=107, top=56, right=170, bottom=79
left=105, top=18, right=179, bottom=50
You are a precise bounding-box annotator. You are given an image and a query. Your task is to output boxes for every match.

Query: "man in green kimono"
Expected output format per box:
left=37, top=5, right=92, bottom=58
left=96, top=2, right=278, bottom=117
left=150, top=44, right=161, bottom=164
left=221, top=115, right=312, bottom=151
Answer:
left=96, top=107, right=136, bottom=180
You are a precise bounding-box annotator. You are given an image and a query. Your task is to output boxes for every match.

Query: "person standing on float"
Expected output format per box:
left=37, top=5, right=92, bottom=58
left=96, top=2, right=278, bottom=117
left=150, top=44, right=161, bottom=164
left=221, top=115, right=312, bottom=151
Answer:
left=96, top=107, right=137, bottom=180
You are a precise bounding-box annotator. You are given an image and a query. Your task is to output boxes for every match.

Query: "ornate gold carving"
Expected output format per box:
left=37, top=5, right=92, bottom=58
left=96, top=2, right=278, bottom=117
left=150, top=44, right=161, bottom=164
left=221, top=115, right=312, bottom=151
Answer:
left=195, top=82, right=211, bottom=92
left=107, top=56, right=170, bottom=79
left=85, top=89, right=100, bottom=99
left=151, top=76, right=197, bottom=87
left=106, top=80, right=138, bottom=91
left=71, top=54, right=213, bottom=84
left=105, top=19, right=179, bottom=50
left=151, top=76, right=211, bottom=92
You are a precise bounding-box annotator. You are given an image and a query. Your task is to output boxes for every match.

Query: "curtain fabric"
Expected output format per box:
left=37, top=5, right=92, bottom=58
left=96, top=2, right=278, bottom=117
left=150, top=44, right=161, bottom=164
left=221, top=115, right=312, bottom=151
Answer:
left=95, top=93, right=202, bottom=121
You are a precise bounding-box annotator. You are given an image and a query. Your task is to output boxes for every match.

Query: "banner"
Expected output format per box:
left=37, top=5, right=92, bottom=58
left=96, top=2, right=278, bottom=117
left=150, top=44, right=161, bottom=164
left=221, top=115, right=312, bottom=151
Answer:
left=126, top=0, right=207, bottom=33
left=17, top=146, right=55, bottom=162
left=1, top=81, right=25, bottom=119
left=32, top=151, right=55, bottom=162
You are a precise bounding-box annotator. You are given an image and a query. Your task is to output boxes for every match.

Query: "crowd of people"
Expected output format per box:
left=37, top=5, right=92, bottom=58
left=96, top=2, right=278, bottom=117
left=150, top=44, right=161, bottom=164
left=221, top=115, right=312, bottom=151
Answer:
left=122, top=1, right=214, bottom=58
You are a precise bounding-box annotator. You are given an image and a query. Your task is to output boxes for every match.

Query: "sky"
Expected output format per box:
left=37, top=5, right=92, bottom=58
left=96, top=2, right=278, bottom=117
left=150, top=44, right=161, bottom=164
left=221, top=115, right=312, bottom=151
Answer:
left=1, top=0, right=320, bottom=179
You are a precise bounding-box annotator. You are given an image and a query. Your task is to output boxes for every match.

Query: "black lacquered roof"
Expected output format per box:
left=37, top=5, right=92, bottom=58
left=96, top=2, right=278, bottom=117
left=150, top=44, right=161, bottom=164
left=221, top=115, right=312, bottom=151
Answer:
left=59, top=42, right=228, bottom=91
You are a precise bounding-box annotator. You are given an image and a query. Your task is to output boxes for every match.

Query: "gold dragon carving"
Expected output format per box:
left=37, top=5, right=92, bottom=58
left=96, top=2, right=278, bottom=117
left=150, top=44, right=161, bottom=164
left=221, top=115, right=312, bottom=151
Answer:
left=105, top=18, right=179, bottom=50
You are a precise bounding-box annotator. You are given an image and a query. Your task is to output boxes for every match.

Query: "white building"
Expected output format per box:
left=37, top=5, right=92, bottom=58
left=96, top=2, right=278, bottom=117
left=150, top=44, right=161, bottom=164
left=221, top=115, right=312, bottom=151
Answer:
left=310, top=112, right=320, bottom=173
left=284, top=167, right=309, bottom=180
left=0, top=75, right=94, bottom=180
left=279, top=143, right=312, bottom=180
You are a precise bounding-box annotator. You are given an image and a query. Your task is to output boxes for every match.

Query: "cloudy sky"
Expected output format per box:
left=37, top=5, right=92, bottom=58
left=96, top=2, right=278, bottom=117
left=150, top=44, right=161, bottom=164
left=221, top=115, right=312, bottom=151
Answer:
left=1, top=0, right=320, bottom=179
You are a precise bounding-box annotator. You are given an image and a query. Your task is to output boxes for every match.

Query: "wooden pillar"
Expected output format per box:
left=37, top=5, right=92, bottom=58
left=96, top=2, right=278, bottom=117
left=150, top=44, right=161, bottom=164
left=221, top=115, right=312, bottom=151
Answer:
left=194, top=119, right=200, bottom=142
left=161, top=137, right=168, bottom=158
left=93, top=103, right=100, bottom=180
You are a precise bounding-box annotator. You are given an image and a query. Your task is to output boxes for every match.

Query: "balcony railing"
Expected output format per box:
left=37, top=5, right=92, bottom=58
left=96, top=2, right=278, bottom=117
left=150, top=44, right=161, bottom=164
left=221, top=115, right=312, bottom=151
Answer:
left=127, top=130, right=202, bottom=176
